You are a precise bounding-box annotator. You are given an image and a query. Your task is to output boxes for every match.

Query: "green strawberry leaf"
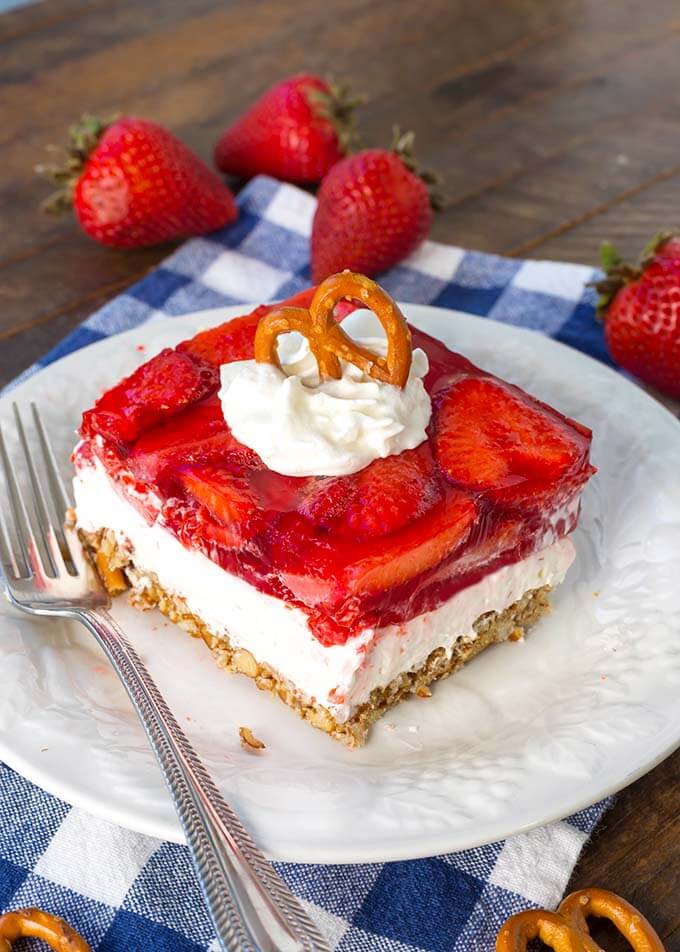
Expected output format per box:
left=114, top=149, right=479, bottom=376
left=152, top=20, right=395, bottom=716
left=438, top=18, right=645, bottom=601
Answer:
left=599, top=241, right=623, bottom=272
left=639, top=231, right=673, bottom=269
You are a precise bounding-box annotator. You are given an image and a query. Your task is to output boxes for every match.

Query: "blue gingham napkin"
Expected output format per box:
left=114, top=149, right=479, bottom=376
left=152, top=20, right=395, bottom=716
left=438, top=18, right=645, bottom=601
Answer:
left=2, top=176, right=613, bottom=951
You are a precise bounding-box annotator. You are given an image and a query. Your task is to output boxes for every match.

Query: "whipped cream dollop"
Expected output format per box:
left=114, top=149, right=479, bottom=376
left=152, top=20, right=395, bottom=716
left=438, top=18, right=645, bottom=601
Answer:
left=219, top=337, right=432, bottom=477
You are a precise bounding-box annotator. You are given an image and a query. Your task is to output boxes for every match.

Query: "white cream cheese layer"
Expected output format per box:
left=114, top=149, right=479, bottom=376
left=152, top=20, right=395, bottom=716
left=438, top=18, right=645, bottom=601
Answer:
left=218, top=337, right=432, bottom=477
left=74, top=459, right=575, bottom=723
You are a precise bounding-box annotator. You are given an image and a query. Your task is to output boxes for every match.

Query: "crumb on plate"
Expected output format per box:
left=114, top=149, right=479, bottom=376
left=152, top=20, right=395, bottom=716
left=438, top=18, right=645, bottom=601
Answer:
left=239, top=726, right=266, bottom=750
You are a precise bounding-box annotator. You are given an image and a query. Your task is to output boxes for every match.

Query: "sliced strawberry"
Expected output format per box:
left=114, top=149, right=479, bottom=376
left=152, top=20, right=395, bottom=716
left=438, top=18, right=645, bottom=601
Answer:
left=298, top=475, right=356, bottom=529
left=180, top=465, right=263, bottom=546
left=346, top=447, right=441, bottom=539
left=433, top=375, right=591, bottom=506
left=333, top=299, right=360, bottom=321
left=249, top=469, right=311, bottom=514
left=275, top=488, right=476, bottom=613
left=178, top=307, right=267, bottom=366
left=299, top=445, right=441, bottom=541
left=344, top=490, right=476, bottom=594
left=127, top=396, right=259, bottom=482
left=81, top=348, right=218, bottom=445
left=178, top=287, right=317, bottom=366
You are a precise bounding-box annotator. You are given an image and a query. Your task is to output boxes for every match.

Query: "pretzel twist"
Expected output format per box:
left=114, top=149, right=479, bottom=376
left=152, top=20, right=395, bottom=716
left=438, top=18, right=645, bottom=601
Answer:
left=254, top=271, right=413, bottom=388
left=496, top=888, right=665, bottom=952
left=0, top=909, right=92, bottom=952
left=559, top=889, right=665, bottom=952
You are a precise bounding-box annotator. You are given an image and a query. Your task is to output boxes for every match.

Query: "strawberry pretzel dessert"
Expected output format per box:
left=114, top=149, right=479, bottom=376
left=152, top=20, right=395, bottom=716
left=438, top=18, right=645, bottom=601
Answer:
left=72, top=272, right=595, bottom=746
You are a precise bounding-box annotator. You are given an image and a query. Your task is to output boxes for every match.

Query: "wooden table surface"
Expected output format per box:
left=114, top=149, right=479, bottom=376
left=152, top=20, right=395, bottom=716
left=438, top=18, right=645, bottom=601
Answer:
left=2, top=0, right=679, bottom=947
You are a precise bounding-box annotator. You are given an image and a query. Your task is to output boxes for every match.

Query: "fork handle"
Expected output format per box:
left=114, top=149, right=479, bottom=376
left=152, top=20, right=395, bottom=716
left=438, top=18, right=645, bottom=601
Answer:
left=80, top=607, right=330, bottom=952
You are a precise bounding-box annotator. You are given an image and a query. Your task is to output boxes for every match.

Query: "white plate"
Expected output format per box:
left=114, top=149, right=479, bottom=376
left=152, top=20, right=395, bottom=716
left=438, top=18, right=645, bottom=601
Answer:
left=1, top=304, right=680, bottom=864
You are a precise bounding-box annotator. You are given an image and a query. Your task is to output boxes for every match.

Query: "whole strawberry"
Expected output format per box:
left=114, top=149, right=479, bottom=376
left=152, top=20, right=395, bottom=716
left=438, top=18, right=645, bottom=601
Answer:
left=214, top=73, right=363, bottom=185
left=40, top=115, right=238, bottom=248
left=594, top=234, right=680, bottom=398
left=310, top=130, right=441, bottom=283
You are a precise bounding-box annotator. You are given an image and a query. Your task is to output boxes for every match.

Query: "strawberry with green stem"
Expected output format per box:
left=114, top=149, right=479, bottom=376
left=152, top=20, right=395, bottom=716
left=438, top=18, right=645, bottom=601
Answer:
left=310, top=127, right=444, bottom=282
left=594, top=233, right=680, bottom=398
left=39, top=114, right=238, bottom=248
left=214, top=74, right=364, bottom=185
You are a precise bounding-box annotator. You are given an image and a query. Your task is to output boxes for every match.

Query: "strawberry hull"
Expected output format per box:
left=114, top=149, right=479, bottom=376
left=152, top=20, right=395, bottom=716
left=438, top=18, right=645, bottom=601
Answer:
left=76, top=298, right=595, bottom=648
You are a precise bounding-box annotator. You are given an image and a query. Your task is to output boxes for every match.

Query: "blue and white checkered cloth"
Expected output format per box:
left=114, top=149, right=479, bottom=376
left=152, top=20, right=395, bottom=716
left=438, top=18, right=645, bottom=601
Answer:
left=2, top=176, right=614, bottom=951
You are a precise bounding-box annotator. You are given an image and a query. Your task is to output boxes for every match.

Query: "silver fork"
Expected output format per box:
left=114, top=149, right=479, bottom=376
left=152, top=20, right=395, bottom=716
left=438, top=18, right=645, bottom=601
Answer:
left=0, top=403, right=331, bottom=952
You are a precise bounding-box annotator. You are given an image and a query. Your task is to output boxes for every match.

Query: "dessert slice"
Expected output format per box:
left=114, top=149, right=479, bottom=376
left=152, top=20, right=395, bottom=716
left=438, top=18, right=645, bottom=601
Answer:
left=73, top=273, right=595, bottom=747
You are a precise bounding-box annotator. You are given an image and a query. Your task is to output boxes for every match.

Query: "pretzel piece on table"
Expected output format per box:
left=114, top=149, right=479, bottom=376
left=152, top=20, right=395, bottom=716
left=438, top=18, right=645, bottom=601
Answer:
left=495, top=908, right=603, bottom=952
left=0, top=908, right=91, bottom=952
left=496, top=887, right=665, bottom=952
left=559, top=888, right=665, bottom=952
left=254, top=270, right=413, bottom=388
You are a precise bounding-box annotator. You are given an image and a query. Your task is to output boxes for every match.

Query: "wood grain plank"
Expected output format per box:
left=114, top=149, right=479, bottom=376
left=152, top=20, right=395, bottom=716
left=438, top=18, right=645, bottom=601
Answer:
left=430, top=10, right=680, bottom=137
left=0, top=295, right=117, bottom=386
left=0, top=0, right=571, bottom=159
left=422, top=36, right=680, bottom=240
left=0, top=0, right=111, bottom=43
left=434, top=116, right=680, bottom=257
left=0, top=239, right=162, bottom=343
left=0, top=0, right=227, bottom=78
left=0, top=3, right=668, bottom=257
left=568, top=750, right=680, bottom=951
left=365, top=5, right=680, bottom=189
left=514, top=163, right=680, bottom=264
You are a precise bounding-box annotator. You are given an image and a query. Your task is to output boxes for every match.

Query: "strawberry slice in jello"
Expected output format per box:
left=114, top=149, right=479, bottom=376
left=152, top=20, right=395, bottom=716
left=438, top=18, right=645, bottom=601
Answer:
left=128, top=396, right=259, bottom=484
left=178, top=286, right=358, bottom=366
left=178, top=288, right=318, bottom=366
left=82, top=348, right=219, bottom=445
left=179, top=465, right=264, bottom=548
left=299, top=445, right=441, bottom=540
left=433, top=374, right=594, bottom=508
left=263, top=447, right=477, bottom=637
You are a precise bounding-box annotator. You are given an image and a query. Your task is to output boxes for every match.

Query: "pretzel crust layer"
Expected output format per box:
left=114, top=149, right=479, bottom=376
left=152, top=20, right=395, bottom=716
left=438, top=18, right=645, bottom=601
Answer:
left=81, top=526, right=552, bottom=748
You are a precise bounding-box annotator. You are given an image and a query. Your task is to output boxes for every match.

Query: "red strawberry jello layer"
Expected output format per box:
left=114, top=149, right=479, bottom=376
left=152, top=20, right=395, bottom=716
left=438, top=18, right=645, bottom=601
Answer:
left=73, top=288, right=595, bottom=746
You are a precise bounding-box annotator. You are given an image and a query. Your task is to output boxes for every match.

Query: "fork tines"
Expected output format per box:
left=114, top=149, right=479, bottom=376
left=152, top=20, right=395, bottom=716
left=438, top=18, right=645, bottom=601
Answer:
left=0, top=404, right=74, bottom=582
